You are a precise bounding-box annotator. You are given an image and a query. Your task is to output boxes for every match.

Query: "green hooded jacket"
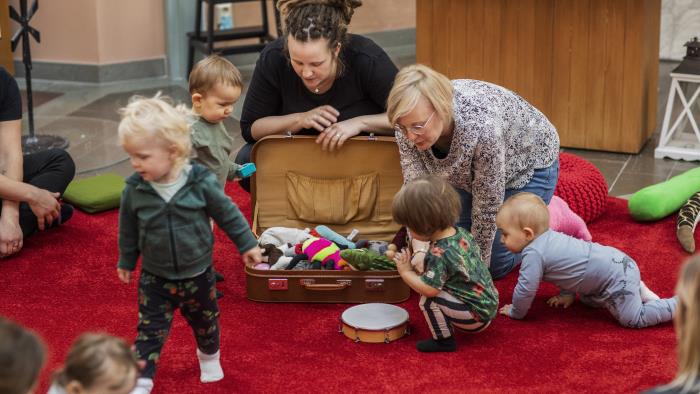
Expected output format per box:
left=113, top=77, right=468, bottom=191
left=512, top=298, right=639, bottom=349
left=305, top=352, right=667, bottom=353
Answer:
left=117, top=163, right=257, bottom=280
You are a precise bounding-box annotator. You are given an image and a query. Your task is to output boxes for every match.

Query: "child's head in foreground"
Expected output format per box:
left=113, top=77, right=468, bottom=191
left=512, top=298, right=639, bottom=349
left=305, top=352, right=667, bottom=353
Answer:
left=52, top=333, right=139, bottom=394
left=0, top=317, right=45, bottom=394
left=189, top=55, right=243, bottom=124
left=392, top=175, right=461, bottom=241
left=118, top=94, right=192, bottom=183
left=670, top=255, right=700, bottom=392
left=495, top=192, right=550, bottom=254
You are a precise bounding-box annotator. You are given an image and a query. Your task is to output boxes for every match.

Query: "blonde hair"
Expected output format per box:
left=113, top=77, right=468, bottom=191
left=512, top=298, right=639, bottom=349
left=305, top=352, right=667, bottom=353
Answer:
left=392, top=175, right=461, bottom=236
left=188, top=54, right=243, bottom=95
left=118, top=93, right=193, bottom=170
left=52, top=333, right=138, bottom=391
left=669, top=255, right=700, bottom=393
left=387, top=64, right=454, bottom=128
left=498, top=192, right=550, bottom=236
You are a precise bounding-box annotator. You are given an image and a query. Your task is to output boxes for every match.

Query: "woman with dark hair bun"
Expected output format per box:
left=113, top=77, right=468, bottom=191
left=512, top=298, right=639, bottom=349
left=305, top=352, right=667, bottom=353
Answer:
left=236, top=0, right=398, bottom=190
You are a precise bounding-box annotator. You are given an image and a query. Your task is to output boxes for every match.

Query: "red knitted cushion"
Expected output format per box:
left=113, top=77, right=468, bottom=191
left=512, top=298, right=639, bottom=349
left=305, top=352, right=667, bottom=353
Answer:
left=554, top=152, right=608, bottom=223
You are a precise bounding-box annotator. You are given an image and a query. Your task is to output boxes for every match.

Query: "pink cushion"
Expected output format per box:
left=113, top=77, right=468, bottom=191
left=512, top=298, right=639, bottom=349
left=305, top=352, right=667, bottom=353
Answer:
left=554, top=153, right=608, bottom=223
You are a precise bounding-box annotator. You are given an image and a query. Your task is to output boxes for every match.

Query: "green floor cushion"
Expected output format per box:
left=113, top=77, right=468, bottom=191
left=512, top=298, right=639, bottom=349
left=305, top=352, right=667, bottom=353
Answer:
left=63, top=173, right=125, bottom=213
left=628, top=166, right=700, bottom=221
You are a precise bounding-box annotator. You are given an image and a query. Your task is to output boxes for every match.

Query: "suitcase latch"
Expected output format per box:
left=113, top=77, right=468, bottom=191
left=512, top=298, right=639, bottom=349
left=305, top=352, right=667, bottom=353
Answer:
left=365, top=279, right=385, bottom=291
left=268, top=278, right=288, bottom=290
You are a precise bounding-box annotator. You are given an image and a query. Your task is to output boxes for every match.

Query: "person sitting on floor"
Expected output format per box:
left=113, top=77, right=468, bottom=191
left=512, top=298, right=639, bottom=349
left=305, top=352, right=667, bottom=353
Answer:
left=0, top=67, right=75, bottom=259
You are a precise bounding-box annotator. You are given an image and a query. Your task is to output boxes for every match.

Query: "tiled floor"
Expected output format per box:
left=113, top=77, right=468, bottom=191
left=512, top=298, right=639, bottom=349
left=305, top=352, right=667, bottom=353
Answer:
left=16, top=47, right=698, bottom=197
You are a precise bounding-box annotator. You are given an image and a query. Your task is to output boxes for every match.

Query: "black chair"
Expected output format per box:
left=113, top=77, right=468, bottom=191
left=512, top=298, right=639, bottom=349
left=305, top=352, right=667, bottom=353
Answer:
left=187, top=0, right=281, bottom=77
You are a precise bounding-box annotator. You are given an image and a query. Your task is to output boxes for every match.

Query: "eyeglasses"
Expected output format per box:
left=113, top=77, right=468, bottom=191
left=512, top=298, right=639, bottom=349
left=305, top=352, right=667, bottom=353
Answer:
left=394, top=111, right=435, bottom=136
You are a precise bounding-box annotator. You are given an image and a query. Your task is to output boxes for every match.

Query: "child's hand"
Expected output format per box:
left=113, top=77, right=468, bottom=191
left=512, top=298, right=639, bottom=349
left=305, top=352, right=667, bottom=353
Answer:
left=547, top=294, right=575, bottom=308
left=392, top=248, right=412, bottom=274
left=499, top=304, right=513, bottom=317
left=117, top=268, right=132, bottom=284
left=242, top=246, right=263, bottom=268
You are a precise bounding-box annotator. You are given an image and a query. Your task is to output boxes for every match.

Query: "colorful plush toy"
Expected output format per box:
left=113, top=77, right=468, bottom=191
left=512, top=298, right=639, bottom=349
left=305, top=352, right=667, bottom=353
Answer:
left=548, top=195, right=592, bottom=241
left=677, top=191, right=700, bottom=253
left=287, top=237, right=349, bottom=270
left=629, top=167, right=700, bottom=221
left=340, top=248, right=396, bottom=271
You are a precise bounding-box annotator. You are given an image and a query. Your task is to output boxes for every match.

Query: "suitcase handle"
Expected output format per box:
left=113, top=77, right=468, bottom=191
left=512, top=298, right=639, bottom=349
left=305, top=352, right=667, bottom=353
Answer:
left=301, top=280, right=351, bottom=291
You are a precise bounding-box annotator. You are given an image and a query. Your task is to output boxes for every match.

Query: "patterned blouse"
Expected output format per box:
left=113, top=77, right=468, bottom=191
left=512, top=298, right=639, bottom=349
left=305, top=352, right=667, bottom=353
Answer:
left=396, top=79, right=560, bottom=264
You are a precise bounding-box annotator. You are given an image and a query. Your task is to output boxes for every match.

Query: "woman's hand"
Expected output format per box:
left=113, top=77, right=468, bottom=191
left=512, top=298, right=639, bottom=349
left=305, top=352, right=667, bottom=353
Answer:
left=298, top=105, right=339, bottom=133
left=27, top=187, right=61, bottom=230
left=316, top=118, right=363, bottom=151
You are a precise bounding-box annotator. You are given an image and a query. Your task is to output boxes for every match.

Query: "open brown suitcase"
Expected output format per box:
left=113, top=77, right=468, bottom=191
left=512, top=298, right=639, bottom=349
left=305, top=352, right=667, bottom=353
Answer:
left=246, top=135, right=410, bottom=303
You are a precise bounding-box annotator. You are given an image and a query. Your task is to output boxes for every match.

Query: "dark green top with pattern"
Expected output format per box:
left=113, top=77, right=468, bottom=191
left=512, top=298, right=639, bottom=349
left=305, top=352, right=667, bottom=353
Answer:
left=420, top=227, right=499, bottom=321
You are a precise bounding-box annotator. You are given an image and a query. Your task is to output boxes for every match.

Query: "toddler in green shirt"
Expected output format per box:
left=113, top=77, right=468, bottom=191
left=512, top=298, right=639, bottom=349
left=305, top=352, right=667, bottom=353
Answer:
left=189, top=54, right=252, bottom=187
left=392, top=175, right=499, bottom=352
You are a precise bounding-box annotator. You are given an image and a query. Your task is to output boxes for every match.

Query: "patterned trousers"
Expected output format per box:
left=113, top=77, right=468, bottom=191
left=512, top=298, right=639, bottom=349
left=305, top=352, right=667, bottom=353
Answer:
left=135, top=268, right=220, bottom=378
left=420, top=291, right=491, bottom=340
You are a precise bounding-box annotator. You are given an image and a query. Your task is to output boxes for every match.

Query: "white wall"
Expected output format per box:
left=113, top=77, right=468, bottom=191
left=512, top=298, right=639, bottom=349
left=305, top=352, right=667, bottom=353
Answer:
left=660, top=0, right=700, bottom=60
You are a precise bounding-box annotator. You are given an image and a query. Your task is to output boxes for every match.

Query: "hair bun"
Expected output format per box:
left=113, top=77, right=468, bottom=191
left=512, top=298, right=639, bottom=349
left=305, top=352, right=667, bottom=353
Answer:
left=277, top=0, right=362, bottom=24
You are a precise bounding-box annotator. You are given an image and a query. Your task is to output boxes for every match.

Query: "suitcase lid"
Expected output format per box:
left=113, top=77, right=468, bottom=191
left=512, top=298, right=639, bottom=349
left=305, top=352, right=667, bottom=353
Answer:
left=251, top=135, right=403, bottom=241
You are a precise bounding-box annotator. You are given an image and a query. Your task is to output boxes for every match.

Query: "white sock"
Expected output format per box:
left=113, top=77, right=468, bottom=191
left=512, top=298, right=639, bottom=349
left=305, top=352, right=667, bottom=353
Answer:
left=640, top=281, right=660, bottom=303
left=197, top=349, right=224, bottom=383
left=130, top=378, right=154, bottom=394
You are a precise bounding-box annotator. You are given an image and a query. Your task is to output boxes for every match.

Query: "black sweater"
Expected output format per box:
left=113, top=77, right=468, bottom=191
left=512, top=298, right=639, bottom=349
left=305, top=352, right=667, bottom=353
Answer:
left=239, top=34, right=398, bottom=143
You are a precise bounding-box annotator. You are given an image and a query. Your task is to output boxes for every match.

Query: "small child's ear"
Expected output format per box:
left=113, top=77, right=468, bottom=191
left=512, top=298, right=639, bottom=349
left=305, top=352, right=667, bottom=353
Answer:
left=523, top=227, right=536, bottom=241
left=191, top=92, right=203, bottom=107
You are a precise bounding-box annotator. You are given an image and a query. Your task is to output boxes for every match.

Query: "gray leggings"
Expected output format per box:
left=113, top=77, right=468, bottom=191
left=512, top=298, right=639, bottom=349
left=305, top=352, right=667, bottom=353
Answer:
left=582, top=259, right=677, bottom=328
left=419, top=291, right=490, bottom=339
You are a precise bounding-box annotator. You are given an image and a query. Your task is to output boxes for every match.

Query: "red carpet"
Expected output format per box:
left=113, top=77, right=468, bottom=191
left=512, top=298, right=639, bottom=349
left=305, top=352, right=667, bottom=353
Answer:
left=0, top=185, right=692, bottom=393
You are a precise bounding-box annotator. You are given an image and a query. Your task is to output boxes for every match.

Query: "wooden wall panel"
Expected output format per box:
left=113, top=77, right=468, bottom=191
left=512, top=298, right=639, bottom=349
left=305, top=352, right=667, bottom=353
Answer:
left=550, top=0, right=573, bottom=146
left=498, top=0, right=519, bottom=91
left=532, top=0, right=554, bottom=117
left=0, top=0, right=14, bottom=74
left=464, top=0, right=483, bottom=80
left=644, top=0, right=661, bottom=141
left=584, top=0, right=609, bottom=150
left=568, top=0, right=591, bottom=148
left=415, top=0, right=433, bottom=69
left=416, top=0, right=661, bottom=153
left=480, top=0, right=501, bottom=83
left=449, top=0, right=468, bottom=78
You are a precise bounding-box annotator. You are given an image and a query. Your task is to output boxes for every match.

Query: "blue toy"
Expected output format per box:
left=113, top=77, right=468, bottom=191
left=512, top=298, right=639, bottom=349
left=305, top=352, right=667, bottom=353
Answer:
left=236, top=162, right=256, bottom=178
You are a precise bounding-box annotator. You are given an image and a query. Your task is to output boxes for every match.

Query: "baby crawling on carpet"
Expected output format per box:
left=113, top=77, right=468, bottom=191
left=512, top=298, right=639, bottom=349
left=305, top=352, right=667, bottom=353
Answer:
left=497, top=192, right=677, bottom=328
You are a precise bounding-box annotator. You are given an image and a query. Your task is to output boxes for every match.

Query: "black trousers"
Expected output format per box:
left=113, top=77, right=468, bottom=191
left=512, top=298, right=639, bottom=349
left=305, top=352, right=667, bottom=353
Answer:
left=0, top=149, right=75, bottom=236
left=135, top=268, right=220, bottom=379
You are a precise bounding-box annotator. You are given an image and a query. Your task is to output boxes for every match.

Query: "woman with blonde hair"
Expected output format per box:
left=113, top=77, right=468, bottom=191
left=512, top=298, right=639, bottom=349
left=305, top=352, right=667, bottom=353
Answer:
left=387, top=64, right=560, bottom=279
left=646, top=255, right=700, bottom=393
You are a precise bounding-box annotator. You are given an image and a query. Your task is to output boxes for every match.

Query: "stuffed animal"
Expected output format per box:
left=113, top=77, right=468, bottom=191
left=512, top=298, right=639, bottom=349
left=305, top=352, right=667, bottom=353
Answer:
left=677, top=191, right=700, bottom=253
left=340, top=248, right=396, bottom=271
left=287, top=237, right=349, bottom=270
